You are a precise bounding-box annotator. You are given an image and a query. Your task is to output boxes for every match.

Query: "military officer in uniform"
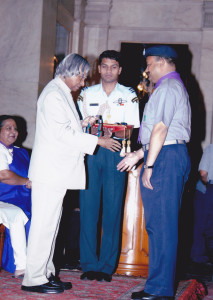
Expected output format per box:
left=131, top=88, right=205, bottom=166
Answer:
left=117, top=45, right=191, bottom=299
left=77, top=50, right=140, bottom=282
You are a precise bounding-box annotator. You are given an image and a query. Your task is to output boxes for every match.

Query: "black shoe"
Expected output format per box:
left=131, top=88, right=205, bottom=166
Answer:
left=131, top=289, right=173, bottom=300
left=21, top=282, right=64, bottom=294
left=48, top=274, right=72, bottom=290
left=184, top=261, right=213, bottom=282
left=97, top=272, right=112, bottom=282
left=80, top=271, right=97, bottom=280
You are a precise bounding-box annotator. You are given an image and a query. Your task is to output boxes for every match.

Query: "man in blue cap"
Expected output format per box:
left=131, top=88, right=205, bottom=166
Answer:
left=117, top=45, right=191, bottom=299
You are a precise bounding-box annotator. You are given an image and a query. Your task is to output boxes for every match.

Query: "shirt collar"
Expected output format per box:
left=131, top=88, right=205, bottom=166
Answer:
left=155, top=71, right=186, bottom=91
left=100, top=82, right=119, bottom=95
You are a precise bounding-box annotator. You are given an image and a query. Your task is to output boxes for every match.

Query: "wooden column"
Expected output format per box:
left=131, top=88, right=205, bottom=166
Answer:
left=0, top=224, right=5, bottom=271
left=116, top=164, right=149, bottom=277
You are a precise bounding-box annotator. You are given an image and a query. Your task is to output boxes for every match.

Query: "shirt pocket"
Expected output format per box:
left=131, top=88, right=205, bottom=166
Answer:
left=87, top=103, right=100, bottom=116
left=143, top=102, right=155, bottom=125
left=110, top=105, right=126, bottom=123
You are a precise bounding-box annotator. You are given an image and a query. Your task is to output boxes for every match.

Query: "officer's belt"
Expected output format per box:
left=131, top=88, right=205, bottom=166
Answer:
left=142, top=139, right=185, bottom=151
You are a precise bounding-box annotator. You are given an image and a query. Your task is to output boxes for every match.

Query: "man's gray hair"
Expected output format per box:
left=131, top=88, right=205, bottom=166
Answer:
left=54, top=53, right=90, bottom=78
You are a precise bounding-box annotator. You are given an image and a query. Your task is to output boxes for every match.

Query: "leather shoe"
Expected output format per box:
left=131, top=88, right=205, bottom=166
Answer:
left=131, top=290, right=174, bottom=300
left=48, top=274, right=72, bottom=290
left=80, top=271, right=97, bottom=280
left=21, top=282, right=64, bottom=294
left=97, top=272, right=112, bottom=282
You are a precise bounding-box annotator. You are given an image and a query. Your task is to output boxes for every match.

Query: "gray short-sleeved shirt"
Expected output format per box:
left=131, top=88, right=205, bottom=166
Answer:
left=141, top=78, right=191, bottom=145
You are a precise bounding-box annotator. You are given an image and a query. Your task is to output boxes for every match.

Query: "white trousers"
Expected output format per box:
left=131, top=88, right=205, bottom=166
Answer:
left=22, top=182, right=66, bottom=286
left=0, top=202, right=28, bottom=270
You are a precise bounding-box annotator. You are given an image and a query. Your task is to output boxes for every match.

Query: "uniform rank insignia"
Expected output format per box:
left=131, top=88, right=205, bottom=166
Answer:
left=113, top=98, right=127, bottom=106
left=131, top=96, right=139, bottom=103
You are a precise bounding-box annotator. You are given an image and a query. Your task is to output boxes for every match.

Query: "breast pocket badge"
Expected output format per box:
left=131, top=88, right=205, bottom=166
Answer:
left=113, top=98, right=127, bottom=106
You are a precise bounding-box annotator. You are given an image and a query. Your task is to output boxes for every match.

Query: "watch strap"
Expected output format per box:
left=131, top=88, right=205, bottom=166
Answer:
left=144, top=164, right=154, bottom=169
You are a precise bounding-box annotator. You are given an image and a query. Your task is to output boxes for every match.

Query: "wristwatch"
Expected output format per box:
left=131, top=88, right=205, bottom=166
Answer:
left=144, top=164, right=154, bottom=169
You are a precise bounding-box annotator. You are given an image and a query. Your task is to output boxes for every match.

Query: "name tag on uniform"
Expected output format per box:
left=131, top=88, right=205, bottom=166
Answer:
left=90, top=103, right=99, bottom=106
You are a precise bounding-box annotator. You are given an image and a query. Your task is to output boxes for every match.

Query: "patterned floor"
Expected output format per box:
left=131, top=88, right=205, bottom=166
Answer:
left=0, top=269, right=144, bottom=300
left=204, top=281, right=213, bottom=300
left=0, top=269, right=212, bottom=299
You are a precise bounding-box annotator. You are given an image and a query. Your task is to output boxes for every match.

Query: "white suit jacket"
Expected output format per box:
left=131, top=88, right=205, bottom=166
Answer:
left=28, top=77, right=98, bottom=189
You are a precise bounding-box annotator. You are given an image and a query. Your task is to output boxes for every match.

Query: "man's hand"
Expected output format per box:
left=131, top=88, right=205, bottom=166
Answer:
left=81, top=116, right=97, bottom=128
left=25, top=179, right=32, bottom=189
left=142, top=169, right=153, bottom=190
left=90, top=126, right=113, bottom=137
left=103, top=127, right=113, bottom=137
left=97, top=137, right=121, bottom=152
left=91, top=126, right=98, bottom=135
left=200, top=170, right=208, bottom=185
left=117, top=152, right=140, bottom=172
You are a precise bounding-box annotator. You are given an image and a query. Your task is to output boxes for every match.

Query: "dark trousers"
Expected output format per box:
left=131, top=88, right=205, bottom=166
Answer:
left=53, top=190, right=80, bottom=272
left=191, top=184, right=213, bottom=263
left=80, top=147, right=126, bottom=274
left=140, top=144, right=190, bottom=297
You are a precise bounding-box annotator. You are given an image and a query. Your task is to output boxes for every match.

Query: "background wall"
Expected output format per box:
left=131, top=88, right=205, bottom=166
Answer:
left=0, top=0, right=57, bottom=148
left=0, top=0, right=212, bottom=151
left=83, top=0, right=213, bottom=150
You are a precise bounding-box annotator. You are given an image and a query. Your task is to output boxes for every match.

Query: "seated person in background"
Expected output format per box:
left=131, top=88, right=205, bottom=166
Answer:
left=0, top=115, right=31, bottom=278
left=187, top=143, right=213, bottom=280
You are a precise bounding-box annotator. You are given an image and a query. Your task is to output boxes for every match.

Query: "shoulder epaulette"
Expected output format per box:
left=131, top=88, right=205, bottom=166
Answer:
left=131, top=96, right=139, bottom=103
left=77, top=95, right=83, bottom=102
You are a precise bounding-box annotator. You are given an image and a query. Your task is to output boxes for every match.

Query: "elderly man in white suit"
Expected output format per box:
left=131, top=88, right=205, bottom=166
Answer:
left=21, top=54, right=121, bottom=294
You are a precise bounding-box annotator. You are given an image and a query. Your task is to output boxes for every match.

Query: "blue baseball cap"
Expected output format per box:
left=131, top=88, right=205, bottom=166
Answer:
left=144, top=45, right=178, bottom=59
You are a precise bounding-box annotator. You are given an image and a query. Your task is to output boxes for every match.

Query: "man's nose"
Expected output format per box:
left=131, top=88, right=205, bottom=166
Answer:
left=106, top=67, right=112, bottom=73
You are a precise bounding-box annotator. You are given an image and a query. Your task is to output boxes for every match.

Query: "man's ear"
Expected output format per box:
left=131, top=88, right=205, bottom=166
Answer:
left=119, top=67, right=122, bottom=75
left=160, top=57, right=166, bottom=67
left=98, top=65, right=101, bottom=74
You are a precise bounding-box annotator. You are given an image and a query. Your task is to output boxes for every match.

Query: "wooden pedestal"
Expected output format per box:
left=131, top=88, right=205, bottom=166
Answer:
left=0, top=224, right=5, bottom=271
left=116, top=164, right=149, bottom=277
